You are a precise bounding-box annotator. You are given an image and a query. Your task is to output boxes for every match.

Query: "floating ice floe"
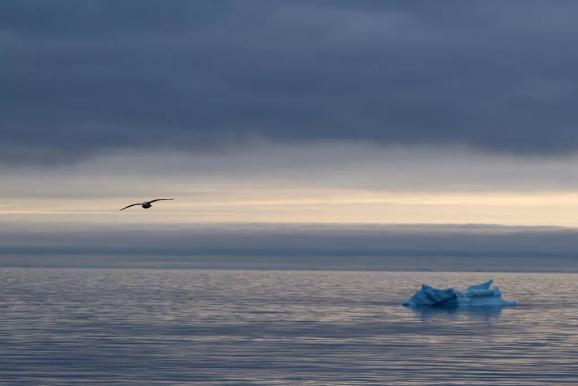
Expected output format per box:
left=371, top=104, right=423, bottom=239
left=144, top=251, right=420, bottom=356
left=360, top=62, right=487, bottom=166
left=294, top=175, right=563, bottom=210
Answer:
left=403, top=280, right=516, bottom=308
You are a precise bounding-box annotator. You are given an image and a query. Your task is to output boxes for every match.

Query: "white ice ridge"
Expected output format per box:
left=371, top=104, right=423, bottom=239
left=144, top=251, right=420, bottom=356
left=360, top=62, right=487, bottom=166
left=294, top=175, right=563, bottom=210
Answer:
left=403, top=280, right=516, bottom=308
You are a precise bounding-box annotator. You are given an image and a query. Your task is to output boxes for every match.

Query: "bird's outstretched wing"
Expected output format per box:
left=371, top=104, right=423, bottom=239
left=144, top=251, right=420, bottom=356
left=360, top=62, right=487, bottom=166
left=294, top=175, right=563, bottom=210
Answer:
left=148, top=198, right=175, bottom=203
left=120, top=203, right=141, bottom=211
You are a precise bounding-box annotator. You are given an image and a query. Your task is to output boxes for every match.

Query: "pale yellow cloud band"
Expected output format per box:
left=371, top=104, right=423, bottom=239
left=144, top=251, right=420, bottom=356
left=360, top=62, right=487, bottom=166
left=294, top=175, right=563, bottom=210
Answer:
left=2, top=188, right=578, bottom=226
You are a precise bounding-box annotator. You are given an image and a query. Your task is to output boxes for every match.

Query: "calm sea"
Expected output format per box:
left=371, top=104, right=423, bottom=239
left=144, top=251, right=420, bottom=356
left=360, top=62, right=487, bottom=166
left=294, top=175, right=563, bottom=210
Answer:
left=0, top=268, right=577, bottom=385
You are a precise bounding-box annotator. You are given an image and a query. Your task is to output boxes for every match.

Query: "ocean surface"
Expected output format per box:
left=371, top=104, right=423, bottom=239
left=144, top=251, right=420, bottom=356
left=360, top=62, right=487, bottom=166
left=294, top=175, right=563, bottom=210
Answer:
left=1, top=268, right=577, bottom=385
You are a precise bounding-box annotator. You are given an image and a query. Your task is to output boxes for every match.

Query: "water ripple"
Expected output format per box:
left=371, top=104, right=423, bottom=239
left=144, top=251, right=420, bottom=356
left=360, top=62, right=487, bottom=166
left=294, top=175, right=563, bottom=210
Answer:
left=0, top=269, right=577, bottom=385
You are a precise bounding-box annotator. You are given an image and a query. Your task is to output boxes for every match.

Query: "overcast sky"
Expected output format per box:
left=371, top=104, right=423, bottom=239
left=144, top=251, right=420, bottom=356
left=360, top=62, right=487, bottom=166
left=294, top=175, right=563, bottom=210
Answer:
left=3, top=1, right=578, bottom=268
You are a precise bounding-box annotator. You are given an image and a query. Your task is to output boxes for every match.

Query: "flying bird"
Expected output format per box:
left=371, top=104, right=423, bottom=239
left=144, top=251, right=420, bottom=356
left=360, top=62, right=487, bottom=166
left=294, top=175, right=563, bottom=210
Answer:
left=120, top=198, right=174, bottom=211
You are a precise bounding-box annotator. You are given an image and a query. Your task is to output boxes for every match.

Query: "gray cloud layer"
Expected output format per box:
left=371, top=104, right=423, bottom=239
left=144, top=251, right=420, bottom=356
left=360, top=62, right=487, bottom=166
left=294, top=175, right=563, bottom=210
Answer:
left=3, top=1, right=578, bottom=163
left=3, top=223, right=578, bottom=271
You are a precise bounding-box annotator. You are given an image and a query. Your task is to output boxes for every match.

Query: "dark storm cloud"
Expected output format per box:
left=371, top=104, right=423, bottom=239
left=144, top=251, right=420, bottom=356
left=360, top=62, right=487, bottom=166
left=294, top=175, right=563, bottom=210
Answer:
left=3, top=0, right=578, bottom=163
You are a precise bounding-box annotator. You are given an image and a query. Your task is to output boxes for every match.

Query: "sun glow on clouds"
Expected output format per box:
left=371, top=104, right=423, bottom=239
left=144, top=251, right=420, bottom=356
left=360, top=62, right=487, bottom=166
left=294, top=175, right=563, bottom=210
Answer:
left=4, top=144, right=578, bottom=226
left=4, top=188, right=578, bottom=226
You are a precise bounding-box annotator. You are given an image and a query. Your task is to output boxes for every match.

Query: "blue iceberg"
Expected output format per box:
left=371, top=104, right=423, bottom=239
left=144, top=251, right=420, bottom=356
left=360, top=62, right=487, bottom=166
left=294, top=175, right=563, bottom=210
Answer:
left=403, top=280, right=516, bottom=308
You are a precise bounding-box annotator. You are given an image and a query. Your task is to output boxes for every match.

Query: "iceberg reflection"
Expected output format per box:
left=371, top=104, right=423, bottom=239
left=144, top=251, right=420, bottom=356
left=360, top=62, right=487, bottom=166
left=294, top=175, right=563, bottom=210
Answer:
left=411, top=303, right=505, bottom=321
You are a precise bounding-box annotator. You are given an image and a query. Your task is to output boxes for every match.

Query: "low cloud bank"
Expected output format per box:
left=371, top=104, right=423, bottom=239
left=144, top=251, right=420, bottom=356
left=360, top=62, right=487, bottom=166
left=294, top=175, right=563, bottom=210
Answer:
left=2, top=223, right=578, bottom=271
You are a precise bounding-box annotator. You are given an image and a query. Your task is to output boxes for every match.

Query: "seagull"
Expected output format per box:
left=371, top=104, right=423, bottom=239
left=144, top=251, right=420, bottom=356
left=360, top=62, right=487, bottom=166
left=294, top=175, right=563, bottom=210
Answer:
left=120, top=198, right=175, bottom=211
